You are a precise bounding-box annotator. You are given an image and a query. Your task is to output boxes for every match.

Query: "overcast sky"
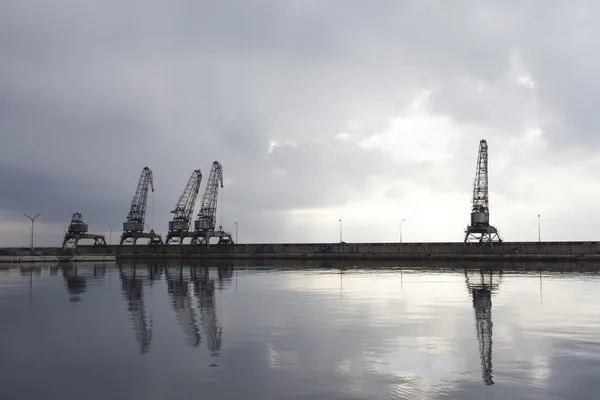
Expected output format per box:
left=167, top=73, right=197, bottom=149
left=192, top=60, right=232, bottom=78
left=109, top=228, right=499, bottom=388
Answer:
left=2, top=0, right=600, bottom=247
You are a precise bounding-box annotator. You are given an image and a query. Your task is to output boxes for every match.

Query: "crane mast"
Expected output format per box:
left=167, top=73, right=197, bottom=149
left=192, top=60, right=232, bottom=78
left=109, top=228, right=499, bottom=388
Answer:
left=464, top=139, right=501, bottom=244
left=123, top=167, right=154, bottom=233
left=472, top=140, right=489, bottom=221
left=166, top=169, right=202, bottom=245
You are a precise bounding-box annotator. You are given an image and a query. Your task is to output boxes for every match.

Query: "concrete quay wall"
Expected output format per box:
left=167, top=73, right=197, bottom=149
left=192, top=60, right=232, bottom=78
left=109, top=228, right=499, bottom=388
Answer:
left=118, top=241, right=600, bottom=261
left=2, top=241, right=600, bottom=262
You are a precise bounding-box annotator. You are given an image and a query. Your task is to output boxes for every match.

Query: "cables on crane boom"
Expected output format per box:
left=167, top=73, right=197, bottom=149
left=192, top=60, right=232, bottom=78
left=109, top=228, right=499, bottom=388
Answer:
left=123, top=167, right=154, bottom=233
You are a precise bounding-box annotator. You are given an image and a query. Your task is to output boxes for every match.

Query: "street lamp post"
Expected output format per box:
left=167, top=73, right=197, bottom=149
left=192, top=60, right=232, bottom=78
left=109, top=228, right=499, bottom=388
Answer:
left=235, top=221, right=238, bottom=244
left=537, top=214, right=540, bottom=243
left=400, top=218, right=406, bottom=243
left=339, top=219, right=342, bottom=243
left=24, top=213, right=40, bottom=251
left=109, top=225, right=112, bottom=246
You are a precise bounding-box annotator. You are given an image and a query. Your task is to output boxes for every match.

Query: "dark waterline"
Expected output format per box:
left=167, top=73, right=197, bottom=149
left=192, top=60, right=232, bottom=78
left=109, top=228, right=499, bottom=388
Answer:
left=1, top=264, right=599, bottom=399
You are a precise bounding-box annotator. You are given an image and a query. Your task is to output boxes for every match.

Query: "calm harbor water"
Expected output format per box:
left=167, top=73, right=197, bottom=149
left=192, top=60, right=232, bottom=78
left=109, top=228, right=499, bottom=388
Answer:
left=1, top=264, right=599, bottom=399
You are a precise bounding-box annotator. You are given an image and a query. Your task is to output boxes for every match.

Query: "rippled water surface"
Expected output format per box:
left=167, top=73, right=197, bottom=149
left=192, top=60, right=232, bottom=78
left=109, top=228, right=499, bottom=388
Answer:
left=1, top=264, right=600, bottom=399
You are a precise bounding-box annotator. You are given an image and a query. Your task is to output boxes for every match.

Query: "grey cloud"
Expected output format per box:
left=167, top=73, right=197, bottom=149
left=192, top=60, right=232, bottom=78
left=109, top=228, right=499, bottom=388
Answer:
left=428, top=76, right=540, bottom=136
left=215, top=137, right=399, bottom=219
left=1, top=0, right=599, bottom=244
left=429, top=1, right=600, bottom=149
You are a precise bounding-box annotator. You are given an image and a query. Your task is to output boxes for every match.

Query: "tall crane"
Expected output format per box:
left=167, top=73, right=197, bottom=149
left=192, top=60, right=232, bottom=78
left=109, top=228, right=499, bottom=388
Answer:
left=120, top=167, right=163, bottom=246
left=165, top=169, right=202, bottom=245
left=464, top=139, right=502, bottom=244
left=192, top=161, right=233, bottom=245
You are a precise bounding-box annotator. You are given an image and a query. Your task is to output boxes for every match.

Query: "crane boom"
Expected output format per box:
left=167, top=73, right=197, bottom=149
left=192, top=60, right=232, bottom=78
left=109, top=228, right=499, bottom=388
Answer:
left=169, top=169, right=202, bottom=233
left=123, top=167, right=154, bottom=233
left=195, top=161, right=223, bottom=232
left=471, top=140, right=489, bottom=218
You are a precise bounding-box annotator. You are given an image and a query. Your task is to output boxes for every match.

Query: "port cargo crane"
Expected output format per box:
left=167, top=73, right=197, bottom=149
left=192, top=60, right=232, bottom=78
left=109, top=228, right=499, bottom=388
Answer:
left=465, top=269, right=500, bottom=386
left=165, top=169, right=202, bottom=245
left=192, top=267, right=223, bottom=358
left=62, top=212, right=107, bottom=248
left=119, top=167, right=163, bottom=246
left=464, top=139, right=502, bottom=245
left=119, top=265, right=153, bottom=354
left=165, top=266, right=201, bottom=348
left=192, top=161, right=234, bottom=245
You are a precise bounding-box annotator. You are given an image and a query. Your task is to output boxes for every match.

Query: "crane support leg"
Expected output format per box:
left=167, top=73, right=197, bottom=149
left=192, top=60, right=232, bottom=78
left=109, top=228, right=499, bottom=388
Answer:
left=120, top=230, right=164, bottom=246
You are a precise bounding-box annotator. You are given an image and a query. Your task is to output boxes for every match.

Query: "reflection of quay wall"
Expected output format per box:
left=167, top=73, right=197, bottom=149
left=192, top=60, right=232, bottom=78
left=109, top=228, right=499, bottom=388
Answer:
left=0, top=247, right=117, bottom=256
left=0, top=255, right=115, bottom=263
left=4, top=241, right=600, bottom=262
left=0, top=247, right=116, bottom=263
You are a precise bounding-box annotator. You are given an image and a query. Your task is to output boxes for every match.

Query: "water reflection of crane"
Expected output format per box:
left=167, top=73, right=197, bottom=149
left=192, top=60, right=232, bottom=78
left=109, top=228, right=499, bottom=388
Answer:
left=192, top=267, right=223, bottom=358
left=464, top=268, right=501, bottom=386
left=61, top=265, right=106, bottom=303
left=216, top=265, right=234, bottom=291
left=165, top=266, right=201, bottom=348
left=119, top=265, right=156, bottom=354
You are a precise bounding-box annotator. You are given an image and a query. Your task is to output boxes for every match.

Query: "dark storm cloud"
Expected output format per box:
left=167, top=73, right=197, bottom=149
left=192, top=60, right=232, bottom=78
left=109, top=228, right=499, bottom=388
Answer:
left=0, top=160, right=127, bottom=229
left=0, top=0, right=412, bottom=242
left=1, top=0, right=599, bottom=244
